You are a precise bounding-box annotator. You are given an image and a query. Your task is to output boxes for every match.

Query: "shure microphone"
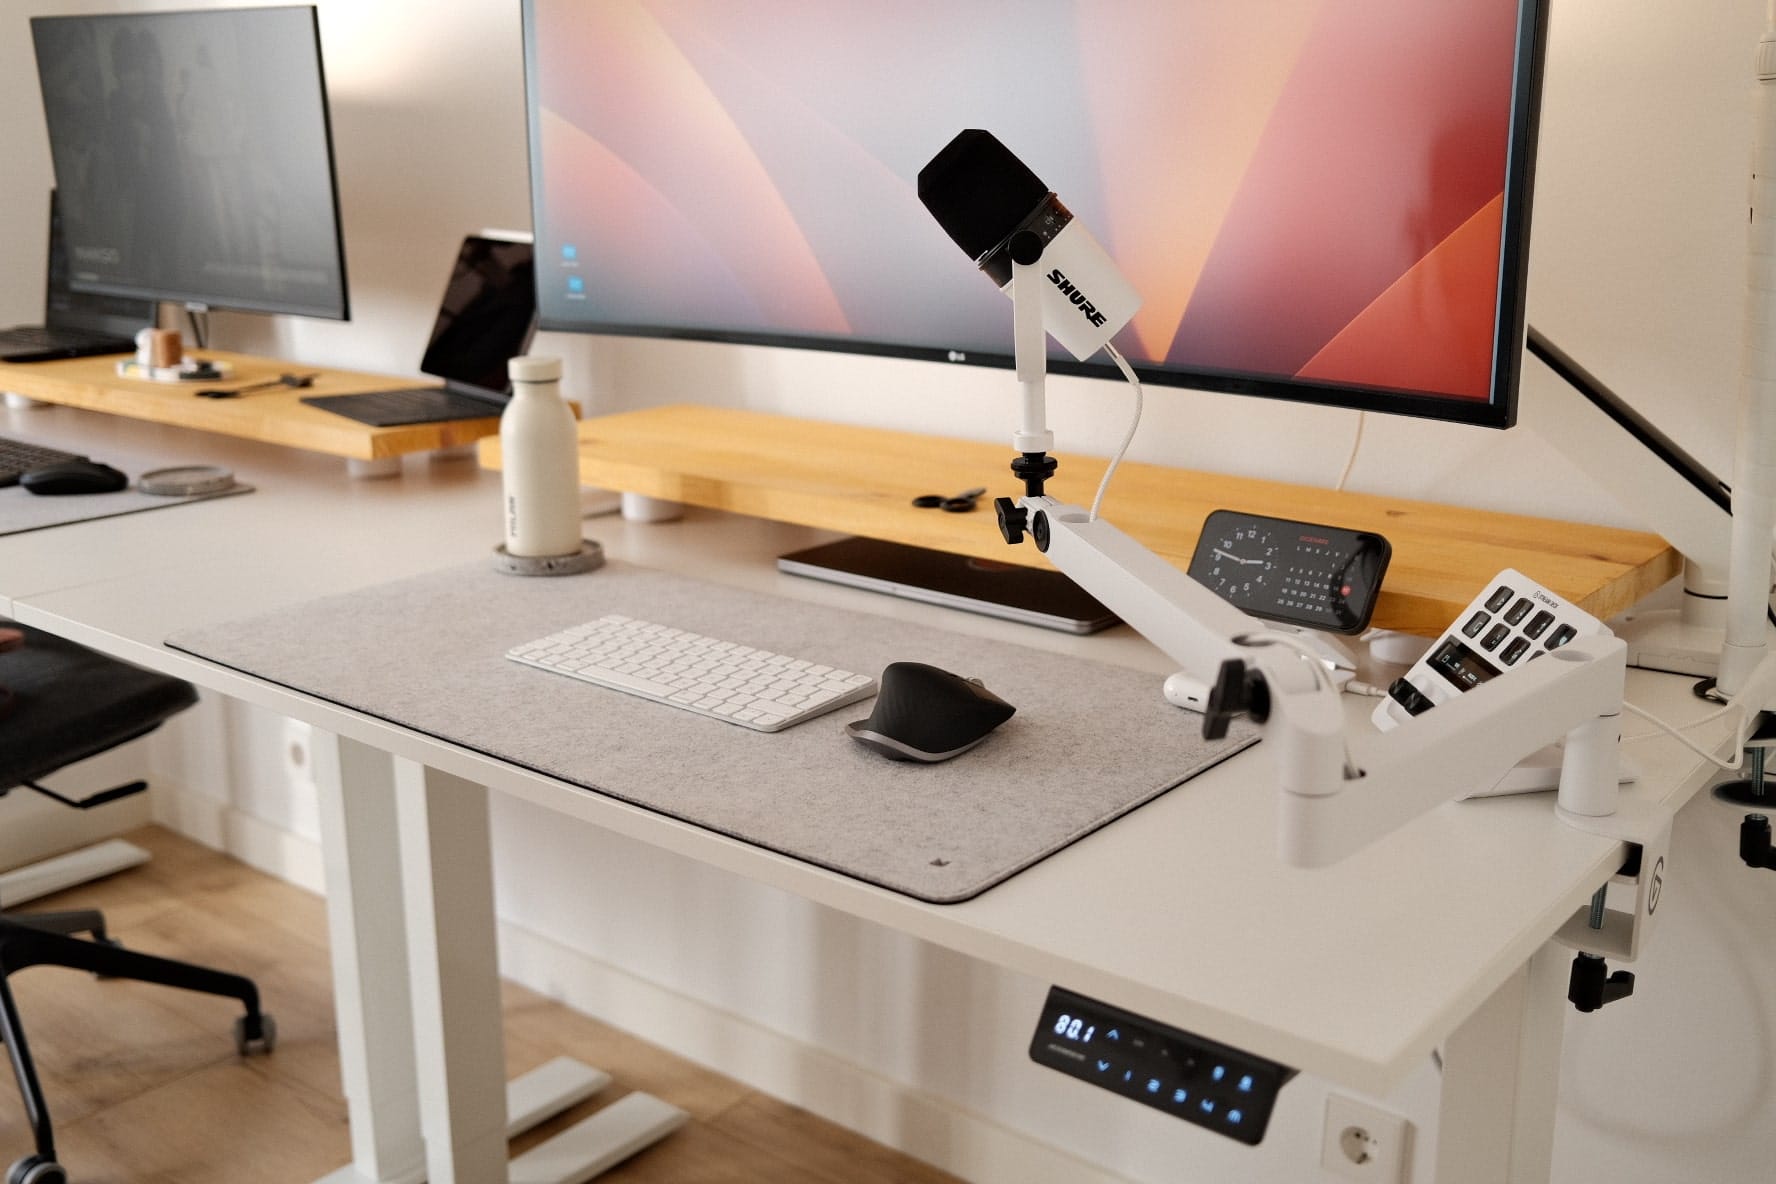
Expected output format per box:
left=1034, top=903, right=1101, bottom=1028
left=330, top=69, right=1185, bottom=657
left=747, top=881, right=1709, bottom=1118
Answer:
left=918, top=129, right=1141, bottom=360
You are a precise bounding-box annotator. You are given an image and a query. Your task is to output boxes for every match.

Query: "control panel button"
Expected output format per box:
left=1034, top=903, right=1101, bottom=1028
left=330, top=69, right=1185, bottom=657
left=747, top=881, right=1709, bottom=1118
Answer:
left=1485, top=585, right=1514, bottom=612
left=1387, top=677, right=1434, bottom=717
left=1546, top=623, right=1578, bottom=649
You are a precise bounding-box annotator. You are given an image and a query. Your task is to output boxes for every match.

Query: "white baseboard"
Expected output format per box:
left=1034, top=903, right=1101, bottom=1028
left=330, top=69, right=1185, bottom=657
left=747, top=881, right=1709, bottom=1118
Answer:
left=150, top=787, right=1118, bottom=1184
left=153, top=785, right=326, bottom=895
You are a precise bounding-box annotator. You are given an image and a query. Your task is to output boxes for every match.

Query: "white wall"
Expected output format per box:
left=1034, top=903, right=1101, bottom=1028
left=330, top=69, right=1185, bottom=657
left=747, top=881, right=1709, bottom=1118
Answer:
left=4, top=2, right=1774, bottom=1182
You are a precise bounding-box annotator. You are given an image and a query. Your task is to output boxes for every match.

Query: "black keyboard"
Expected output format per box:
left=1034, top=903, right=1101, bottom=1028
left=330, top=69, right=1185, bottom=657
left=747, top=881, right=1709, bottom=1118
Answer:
left=301, top=387, right=506, bottom=427
left=0, top=325, right=136, bottom=362
left=0, top=435, right=85, bottom=487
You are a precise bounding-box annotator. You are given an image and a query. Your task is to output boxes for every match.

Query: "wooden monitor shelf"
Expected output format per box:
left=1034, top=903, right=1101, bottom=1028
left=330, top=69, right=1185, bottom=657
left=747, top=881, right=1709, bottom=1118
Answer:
left=0, top=350, right=501, bottom=462
left=480, top=404, right=1680, bottom=638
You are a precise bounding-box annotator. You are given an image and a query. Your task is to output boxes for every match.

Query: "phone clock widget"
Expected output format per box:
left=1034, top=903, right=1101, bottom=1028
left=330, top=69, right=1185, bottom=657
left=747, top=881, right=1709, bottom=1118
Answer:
left=1187, top=509, right=1392, bottom=634
left=1195, top=521, right=1280, bottom=598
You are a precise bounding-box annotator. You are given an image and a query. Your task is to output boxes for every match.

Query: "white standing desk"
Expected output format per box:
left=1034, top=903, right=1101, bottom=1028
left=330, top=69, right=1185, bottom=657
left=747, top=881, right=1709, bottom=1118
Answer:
left=0, top=403, right=1732, bottom=1184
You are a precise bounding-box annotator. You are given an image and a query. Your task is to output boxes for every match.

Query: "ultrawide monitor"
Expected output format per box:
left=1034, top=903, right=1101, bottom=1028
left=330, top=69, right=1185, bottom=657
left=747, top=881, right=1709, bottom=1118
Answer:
left=521, top=0, right=1545, bottom=428
left=31, top=5, right=349, bottom=321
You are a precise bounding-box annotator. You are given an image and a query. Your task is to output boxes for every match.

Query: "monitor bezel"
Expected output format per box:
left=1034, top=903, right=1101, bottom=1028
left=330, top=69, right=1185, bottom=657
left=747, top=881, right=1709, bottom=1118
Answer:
left=30, top=4, right=351, bottom=322
left=519, top=0, right=1548, bottom=431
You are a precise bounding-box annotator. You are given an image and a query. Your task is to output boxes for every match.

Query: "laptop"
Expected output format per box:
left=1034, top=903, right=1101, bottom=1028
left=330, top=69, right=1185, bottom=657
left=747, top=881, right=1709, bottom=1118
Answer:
left=0, top=191, right=155, bottom=363
left=778, top=536, right=1121, bottom=634
left=303, top=233, right=536, bottom=426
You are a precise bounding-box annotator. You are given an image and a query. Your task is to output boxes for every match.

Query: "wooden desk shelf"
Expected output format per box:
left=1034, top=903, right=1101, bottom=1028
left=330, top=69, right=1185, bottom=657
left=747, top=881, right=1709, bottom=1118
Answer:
left=482, top=403, right=1680, bottom=637
left=0, top=350, right=499, bottom=462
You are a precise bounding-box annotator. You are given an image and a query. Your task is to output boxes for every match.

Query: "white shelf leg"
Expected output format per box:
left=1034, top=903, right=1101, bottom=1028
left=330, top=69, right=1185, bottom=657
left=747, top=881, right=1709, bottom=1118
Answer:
left=346, top=456, right=404, bottom=480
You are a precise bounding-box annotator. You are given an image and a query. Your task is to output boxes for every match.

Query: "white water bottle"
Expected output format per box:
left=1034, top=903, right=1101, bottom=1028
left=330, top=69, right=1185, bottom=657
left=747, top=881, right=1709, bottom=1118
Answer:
left=500, top=355, right=581, bottom=557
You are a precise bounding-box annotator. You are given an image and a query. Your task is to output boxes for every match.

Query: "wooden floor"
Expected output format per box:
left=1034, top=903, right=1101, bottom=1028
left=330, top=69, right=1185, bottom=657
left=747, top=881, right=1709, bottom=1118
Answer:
left=0, top=826, right=963, bottom=1183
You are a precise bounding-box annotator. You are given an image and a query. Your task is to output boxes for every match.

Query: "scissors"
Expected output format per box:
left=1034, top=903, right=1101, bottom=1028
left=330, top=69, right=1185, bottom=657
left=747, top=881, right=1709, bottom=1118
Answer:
left=911, top=486, right=987, bottom=512
left=196, top=372, right=320, bottom=399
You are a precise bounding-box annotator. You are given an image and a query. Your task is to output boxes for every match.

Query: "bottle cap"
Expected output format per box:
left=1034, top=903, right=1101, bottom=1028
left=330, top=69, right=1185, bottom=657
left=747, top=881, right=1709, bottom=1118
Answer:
left=508, top=355, right=562, bottom=383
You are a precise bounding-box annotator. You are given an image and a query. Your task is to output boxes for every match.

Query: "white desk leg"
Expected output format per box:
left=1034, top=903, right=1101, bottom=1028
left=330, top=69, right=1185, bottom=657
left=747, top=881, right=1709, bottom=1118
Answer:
left=313, top=733, right=426, bottom=1184
left=392, top=757, right=513, bottom=1184
left=314, top=739, right=681, bottom=1183
left=1434, top=942, right=1569, bottom=1184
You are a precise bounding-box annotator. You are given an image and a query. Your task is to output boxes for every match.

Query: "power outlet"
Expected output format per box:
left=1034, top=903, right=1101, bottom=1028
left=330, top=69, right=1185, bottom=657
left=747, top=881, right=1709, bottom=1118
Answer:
left=1320, top=1093, right=1412, bottom=1184
left=281, top=718, right=317, bottom=794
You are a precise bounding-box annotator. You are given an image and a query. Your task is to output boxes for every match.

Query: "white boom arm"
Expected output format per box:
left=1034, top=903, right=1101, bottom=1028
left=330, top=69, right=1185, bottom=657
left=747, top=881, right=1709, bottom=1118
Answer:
left=1000, top=261, right=1628, bottom=869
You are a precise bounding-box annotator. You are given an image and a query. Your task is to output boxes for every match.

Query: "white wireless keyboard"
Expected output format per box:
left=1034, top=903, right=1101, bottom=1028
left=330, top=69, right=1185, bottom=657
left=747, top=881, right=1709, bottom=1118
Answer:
left=507, top=613, right=877, bottom=732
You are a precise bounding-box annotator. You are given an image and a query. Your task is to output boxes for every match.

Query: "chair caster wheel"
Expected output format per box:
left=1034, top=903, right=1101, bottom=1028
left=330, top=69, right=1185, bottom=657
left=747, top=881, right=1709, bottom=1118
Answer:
left=7, top=1154, right=68, bottom=1184
left=234, top=1012, right=277, bottom=1056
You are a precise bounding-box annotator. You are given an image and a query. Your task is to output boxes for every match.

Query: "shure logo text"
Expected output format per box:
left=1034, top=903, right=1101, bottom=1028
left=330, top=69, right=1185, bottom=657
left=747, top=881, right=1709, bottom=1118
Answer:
left=1046, top=268, right=1108, bottom=327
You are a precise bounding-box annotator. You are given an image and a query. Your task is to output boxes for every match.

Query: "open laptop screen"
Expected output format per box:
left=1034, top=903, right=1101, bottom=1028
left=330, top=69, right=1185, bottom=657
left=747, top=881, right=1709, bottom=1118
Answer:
left=418, top=234, right=536, bottom=396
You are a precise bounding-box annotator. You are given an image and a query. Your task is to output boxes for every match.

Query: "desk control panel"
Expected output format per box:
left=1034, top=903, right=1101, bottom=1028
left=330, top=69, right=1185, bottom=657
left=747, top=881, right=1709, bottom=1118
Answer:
left=1028, top=986, right=1296, bottom=1145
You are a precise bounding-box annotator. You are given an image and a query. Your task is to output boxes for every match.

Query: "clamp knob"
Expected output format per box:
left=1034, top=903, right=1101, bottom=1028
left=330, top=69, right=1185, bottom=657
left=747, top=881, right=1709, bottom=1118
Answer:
left=1741, top=813, right=1776, bottom=871
left=1568, top=952, right=1635, bottom=1013
left=995, top=497, right=1028, bottom=545
left=1202, top=659, right=1270, bottom=740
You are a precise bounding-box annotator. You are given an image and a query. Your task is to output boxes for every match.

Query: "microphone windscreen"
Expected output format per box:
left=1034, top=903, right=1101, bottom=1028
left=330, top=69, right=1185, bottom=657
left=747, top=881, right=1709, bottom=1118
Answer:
left=918, top=130, right=1047, bottom=262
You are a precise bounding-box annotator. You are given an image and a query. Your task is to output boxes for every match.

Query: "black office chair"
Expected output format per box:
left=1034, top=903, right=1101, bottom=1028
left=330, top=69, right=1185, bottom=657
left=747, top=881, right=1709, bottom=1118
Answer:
left=0, top=622, right=275, bottom=1184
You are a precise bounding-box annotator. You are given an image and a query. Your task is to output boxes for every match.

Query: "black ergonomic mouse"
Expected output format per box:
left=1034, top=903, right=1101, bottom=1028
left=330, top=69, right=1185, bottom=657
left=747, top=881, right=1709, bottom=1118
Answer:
left=19, top=460, right=129, bottom=496
left=845, top=661, right=1016, bottom=762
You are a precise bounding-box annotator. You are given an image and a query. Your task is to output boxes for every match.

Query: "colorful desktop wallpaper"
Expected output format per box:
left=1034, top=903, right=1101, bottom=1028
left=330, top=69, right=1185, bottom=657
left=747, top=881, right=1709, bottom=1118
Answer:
left=526, top=0, right=1527, bottom=406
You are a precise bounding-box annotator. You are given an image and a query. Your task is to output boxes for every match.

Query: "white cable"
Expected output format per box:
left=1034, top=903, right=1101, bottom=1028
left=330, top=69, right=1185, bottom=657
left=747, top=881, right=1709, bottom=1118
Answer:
left=1234, top=630, right=1363, bottom=777
left=1234, top=630, right=1337, bottom=694
left=1091, top=343, right=1145, bottom=521
left=1621, top=699, right=1742, bottom=770
left=1334, top=411, right=1366, bottom=492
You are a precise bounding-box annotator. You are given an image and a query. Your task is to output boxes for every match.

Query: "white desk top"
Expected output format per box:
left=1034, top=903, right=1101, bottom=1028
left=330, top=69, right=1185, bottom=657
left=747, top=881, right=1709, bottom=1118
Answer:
left=0, top=401, right=1729, bottom=1096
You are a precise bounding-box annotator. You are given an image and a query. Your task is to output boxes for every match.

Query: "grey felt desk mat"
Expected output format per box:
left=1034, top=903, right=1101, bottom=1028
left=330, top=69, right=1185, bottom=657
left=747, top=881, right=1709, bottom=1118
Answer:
left=167, top=560, right=1257, bottom=902
left=0, top=481, right=251, bottom=536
